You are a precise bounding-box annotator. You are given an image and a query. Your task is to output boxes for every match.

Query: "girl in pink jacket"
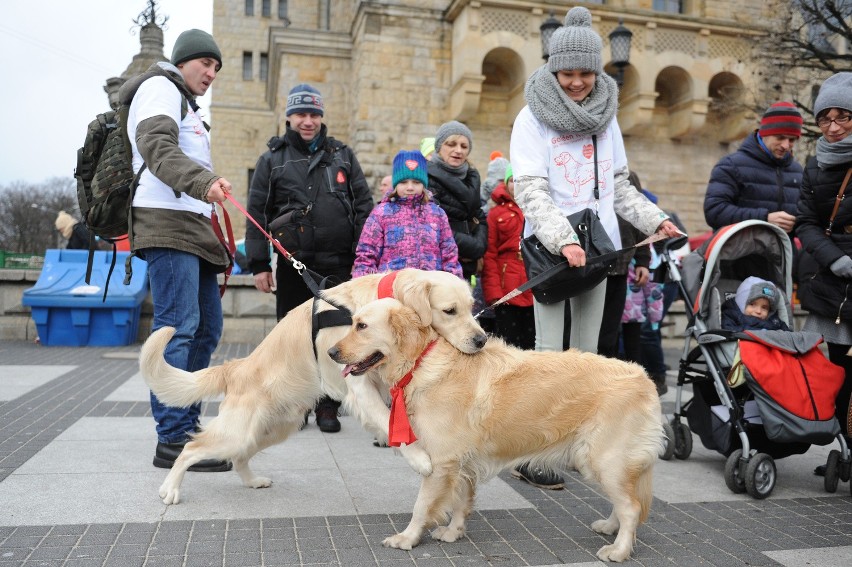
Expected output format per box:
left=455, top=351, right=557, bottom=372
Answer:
left=352, top=150, right=463, bottom=278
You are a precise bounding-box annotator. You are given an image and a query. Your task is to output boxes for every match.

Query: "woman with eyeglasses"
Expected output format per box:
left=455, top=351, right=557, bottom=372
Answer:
left=795, top=72, right=852, bottom=475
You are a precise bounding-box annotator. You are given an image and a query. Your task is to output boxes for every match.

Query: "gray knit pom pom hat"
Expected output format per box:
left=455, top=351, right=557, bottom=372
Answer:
left=547, top=7, right=603, bottom=75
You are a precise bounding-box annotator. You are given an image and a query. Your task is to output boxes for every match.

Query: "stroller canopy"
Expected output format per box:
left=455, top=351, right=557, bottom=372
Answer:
left=680, top=220, right=793, bottom=321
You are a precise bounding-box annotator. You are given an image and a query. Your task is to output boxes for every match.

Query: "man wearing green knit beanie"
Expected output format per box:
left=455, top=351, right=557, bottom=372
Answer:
left=119, top=26, right=233, bottom=474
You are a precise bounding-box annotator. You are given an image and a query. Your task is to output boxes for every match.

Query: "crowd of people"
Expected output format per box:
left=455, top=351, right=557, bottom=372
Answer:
left=74, top=8, right=849, bottom=490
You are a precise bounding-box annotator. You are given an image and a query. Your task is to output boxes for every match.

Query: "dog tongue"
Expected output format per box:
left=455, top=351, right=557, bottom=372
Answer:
left=342, top=364, right=355, bottom=377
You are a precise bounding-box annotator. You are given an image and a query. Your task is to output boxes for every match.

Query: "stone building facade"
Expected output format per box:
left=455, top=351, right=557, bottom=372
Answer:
left=205, top=0, right=787, bottom=237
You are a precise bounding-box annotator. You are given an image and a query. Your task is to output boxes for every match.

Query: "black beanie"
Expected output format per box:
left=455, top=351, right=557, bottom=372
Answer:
left=171, top=29, right=222, bottom=69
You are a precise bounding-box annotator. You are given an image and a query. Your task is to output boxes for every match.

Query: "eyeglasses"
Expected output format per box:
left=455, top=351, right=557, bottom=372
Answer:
left=817, top=114, right=852, bottom=129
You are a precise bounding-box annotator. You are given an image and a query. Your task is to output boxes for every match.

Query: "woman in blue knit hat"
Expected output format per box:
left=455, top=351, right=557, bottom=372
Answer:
left=351, top=150, right=462, bottom=278
left=508, top=6, right=680, bottom=490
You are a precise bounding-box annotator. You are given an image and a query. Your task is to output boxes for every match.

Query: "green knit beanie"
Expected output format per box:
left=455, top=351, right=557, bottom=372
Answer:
left=171, top=29, right=222, bottom=69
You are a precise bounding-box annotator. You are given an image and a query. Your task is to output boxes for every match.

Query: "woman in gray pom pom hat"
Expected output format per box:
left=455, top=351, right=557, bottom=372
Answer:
left=509, top=6, right=679, bottom=355
left=507, top=8, right=680, bottom=490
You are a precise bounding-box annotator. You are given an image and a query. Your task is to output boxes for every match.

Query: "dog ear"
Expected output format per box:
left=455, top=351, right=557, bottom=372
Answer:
left=394, top=278, right=434, bottom=326
left=389, top=304, right=429, bottom=359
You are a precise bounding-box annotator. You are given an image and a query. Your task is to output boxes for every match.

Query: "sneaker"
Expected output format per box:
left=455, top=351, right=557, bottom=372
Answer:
left=511, top=463, right=564, bottom=490
left=315, top=406, right=341, bottom=433
left=814, top=464, right=826, bottom=477
left=153, top=442, right=232, bottom=472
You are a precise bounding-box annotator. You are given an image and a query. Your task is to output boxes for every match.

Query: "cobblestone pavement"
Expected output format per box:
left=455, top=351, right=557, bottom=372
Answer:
left=0, top=339, right=850, bottom=567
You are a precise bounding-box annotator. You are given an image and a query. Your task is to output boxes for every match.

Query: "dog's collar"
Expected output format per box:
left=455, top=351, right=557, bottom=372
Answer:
left=377, top=271, right=398, bottom=299
left=388, top=339, right=438, bottom=447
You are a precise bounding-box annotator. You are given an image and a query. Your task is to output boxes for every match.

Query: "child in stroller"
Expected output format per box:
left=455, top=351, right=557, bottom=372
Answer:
left=659, top=220, right=850, bottom=499
left=720, top=276, right=789, bottom=332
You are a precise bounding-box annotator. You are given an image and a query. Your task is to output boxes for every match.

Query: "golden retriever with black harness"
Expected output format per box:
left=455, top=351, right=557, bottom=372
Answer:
left=328, top=297, right=663, bottom=563
left=139, top=269, right=487, bottom=505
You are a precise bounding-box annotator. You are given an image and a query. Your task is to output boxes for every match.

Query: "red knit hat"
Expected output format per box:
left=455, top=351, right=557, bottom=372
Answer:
left=759, top=101, right=802, bottom=139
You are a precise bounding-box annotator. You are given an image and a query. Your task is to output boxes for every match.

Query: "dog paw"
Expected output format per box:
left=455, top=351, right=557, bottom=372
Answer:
left=596, top=543, right=631, bottom=563
left=158, top=484, right=181, bottom=505
left=431, top=526, right=464, bottom=543
left=246, top=476, right=272, bottom=489
left=591, top=518, right=619, bottom=535
left=400, top=446, right=433, bottom=477
left=382, top=534, right=415, bottom=550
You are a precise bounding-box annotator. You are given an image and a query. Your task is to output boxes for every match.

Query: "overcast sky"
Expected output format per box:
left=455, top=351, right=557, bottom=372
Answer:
left=0, top=0, right=213, bottom=185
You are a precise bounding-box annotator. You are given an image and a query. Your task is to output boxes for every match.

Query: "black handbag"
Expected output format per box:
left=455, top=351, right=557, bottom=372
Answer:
left=519, top=135, right=616, bottom=304
left=268, top=208, right=312, bottom=255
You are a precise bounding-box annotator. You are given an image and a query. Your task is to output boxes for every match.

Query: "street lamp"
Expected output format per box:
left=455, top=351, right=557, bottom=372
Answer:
left=540, top=12, right=561, bottom=62
left=608, top=18, right=633, bottom=87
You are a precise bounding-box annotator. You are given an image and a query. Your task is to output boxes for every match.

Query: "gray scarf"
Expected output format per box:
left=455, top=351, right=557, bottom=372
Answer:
left=524, top=66, right=619, bottom=136
left=816, top=135, right=852, bottom=169
left=431, top=153, right=469, bottom=178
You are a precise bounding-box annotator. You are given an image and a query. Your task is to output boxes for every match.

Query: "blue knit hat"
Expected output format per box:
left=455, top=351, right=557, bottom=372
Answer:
left=286, top=84, right=324, bottom=116
left=392, top=150, right=428, bottom=189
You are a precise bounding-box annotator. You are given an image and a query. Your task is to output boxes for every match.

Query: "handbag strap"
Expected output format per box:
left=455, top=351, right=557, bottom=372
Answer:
left=592, top=134, right=599, bottom=202
left=825, top=167, right=852, bottom=236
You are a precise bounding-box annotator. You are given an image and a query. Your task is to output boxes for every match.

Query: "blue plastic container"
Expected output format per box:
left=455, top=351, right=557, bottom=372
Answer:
left=22, top=249, right=149, bottom=346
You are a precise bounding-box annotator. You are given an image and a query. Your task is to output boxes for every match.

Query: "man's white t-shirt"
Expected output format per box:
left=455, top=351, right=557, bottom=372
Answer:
left=127, top=75, right=212, bottom=217
left=510, top=105, right=627, bottom=249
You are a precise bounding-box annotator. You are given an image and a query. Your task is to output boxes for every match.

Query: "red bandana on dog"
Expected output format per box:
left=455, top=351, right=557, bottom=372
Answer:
left=389, top=339, right=437, bottom=447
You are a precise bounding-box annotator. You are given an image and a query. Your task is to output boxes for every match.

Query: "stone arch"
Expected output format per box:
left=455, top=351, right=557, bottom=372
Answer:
left=466, top=45, right=526, bottom=160
left=653, top=66, right=698, bottom=139
left=706, top=72, right=752, bottom=142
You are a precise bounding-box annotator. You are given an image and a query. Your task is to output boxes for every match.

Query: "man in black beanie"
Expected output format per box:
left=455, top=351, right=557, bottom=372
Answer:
left=245, top=83, right=373, bottom=433
left=120, top=28, right=232, bottom=472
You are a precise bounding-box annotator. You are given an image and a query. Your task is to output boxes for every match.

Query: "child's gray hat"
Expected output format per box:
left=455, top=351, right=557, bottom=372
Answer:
left=735, top=276, right=778, bottom=316
left=547, top=7, right=603, bottom=75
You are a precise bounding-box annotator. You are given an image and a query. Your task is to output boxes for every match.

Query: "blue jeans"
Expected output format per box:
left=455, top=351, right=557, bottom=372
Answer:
left=140, top=248, right=223, bottom=444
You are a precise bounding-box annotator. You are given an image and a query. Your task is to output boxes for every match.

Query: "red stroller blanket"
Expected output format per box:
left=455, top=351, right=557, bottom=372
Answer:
left=739, top=330, right=844, bottom=445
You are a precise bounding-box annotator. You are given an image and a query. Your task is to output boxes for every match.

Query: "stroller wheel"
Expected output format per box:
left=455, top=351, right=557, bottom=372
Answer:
left=745, top=453, right=776, bottom=499
left=824, top=450, right=840, bottom=493
left=724, top=449, right=746, bottom=494
left=660, top=423, right=675, bottom=460
left=673, top=422, right=693, bottom=460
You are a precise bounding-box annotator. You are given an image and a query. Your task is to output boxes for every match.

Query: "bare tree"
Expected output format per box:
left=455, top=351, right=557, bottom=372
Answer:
left=755, top=0, right=852, bottom=138
left=0, top=177, right=78, bottom=254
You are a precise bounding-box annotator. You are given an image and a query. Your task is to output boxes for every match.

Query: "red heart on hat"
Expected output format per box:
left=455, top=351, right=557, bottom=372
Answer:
left=405, top=160, right=419, bottom=171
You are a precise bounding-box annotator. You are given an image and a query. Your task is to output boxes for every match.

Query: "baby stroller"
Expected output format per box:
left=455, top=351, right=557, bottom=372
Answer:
left=657, top=220, right=850, bottom=499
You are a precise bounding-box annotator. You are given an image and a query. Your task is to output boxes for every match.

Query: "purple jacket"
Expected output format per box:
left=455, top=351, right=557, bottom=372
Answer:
left=351, top=191, right=463, bottom=278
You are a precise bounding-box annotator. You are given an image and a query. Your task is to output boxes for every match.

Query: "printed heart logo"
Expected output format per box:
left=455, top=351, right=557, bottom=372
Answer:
left=582, top=144, right=593, bottom=159
left=405, top=160, right=419, bottom=171
left=337, top=171, right=346, bottom=183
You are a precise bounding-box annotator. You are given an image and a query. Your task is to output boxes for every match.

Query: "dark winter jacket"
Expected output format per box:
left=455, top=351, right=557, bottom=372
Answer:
left=66, top=222, right=91, bottom=250
left=795, top=156, right=852, bottom=320
left=482, top=182, right=532, bottom=307
left=245, top=125, right=373, bottom=273
left=427, top=162, right=487, bottom=279
left=720, top=298, right=789, bottom=332
left=704, top=132, right=803, bottom=230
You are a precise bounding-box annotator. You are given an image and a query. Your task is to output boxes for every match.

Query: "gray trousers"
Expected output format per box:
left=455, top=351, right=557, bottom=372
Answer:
left=533, top=279, right=607, bottom=353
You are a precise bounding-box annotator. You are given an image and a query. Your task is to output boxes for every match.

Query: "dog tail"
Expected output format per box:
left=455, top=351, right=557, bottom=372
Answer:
left=139, top=327, right=227, bottom=406
left=636, top=466, right=654, bottom=525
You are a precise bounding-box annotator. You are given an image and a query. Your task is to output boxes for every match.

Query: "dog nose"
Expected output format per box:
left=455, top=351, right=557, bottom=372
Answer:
left=327, top=346, right=340, bottom=361
left=473, top=334, right=488, bottom=350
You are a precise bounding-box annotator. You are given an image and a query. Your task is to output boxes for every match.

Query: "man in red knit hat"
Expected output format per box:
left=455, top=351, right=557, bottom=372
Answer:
left=703, top=101, right=804, bottom=234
